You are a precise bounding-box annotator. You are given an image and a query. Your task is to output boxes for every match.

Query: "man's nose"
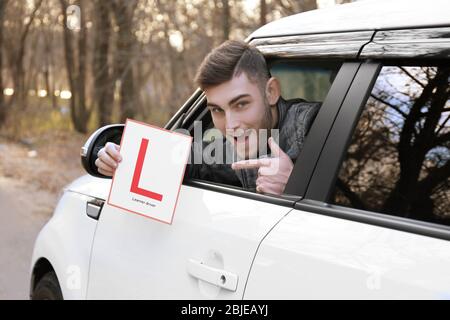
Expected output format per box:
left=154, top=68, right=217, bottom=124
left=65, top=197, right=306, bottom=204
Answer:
left=225, top=112, right=240, bottom=131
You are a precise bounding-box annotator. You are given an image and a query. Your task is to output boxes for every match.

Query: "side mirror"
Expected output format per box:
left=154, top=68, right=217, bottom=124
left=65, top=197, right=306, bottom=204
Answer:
left=80, top=124, right=124, bottom=178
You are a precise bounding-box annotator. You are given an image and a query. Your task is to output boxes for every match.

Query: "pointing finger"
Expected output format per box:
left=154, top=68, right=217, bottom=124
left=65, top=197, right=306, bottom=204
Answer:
left=231, top=158, right=272, bottom=170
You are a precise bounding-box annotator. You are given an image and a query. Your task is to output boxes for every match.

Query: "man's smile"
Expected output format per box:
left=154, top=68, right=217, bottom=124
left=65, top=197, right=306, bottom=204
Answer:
left=228, top=129, right=254, bottom=145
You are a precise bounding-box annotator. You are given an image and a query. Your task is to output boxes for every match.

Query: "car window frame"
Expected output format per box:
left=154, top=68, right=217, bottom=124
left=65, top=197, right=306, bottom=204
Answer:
left=169, top=59, right=359, bottom=207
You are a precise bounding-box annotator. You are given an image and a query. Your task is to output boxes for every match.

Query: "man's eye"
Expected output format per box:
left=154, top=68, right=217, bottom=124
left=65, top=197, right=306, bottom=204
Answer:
left=211, top=107, right=223, bottom=113
left=236, top=101, right=248, bottom=108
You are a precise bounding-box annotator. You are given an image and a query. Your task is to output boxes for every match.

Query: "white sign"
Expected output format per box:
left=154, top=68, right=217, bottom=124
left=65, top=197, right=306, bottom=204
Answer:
left=107, top=119, right=192, bottom=224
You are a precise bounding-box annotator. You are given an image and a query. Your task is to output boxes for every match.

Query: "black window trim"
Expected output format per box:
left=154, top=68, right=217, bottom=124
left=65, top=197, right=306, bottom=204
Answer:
left=284, top=61, right=361, bottom=196
left=300, top=60, right=450, bottom=241
left=165, top=88, right=203, bottom=130
left=305, top=61, right=382, bottom=201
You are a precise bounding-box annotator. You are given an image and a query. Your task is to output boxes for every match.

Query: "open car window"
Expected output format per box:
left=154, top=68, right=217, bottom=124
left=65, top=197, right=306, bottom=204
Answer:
left=186, top=59, right=343, bottom=196
left=201, top=60, right=342, bottom=144
left=269, top=60, right=340, bottom=102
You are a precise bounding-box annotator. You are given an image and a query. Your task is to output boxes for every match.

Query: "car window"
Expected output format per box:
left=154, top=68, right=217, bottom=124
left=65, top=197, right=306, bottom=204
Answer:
left=269, top=61, right=339, bottom=102
left=195, top=60, right=342, bottom=195
left=202, top=60, right=341, bottom=144
left=331, top=65, right=450, bottom=226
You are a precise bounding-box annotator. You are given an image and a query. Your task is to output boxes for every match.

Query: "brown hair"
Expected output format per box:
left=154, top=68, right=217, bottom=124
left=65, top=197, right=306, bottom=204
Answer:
left=194, top=40, right=270, bottom=91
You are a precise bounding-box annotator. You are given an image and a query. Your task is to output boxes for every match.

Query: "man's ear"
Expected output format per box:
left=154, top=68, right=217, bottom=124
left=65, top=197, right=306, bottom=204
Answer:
left=265, top=77, right=281, bottom=105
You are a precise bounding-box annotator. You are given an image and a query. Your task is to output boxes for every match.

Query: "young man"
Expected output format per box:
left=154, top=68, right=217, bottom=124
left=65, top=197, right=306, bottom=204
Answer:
left=95, top=40, right=319, bottom=195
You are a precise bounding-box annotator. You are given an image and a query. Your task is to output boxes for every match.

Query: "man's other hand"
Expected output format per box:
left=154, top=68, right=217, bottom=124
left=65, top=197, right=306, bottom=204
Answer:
left=231, top=137, right=294, bottom=195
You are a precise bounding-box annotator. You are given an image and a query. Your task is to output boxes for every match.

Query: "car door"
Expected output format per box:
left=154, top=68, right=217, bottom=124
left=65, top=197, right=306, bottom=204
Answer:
left=86, top=32, right=368, bottom=299
left=86, top=91, right=298, bottom=299
left=245, top=27, right=450, bottom=299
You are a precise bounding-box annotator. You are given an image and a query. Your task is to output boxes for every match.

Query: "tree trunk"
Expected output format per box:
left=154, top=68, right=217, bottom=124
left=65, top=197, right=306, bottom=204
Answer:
left=14, top=0, right=43, bottom=110
left=303, top=0, right=318, bottom=11
left=0, top=0, right=7, bottom=125
left=43, top=28, right=56, bottom=109
left=60, top=0, right=89, bottom=133
left=75, top=0, right=89, bottom=132
left=112, top=0, right=137, bottom=122
left=383, top=67, right=450, bottom=217
left=60, top=0, right=78, bottom=130
left=275, top=0, right=317, bottom=15
left=222, top=0, right=230, bottom=41
left=93, top=0, right=113, bottom=126
left=260, top=0, right=267, bottom=26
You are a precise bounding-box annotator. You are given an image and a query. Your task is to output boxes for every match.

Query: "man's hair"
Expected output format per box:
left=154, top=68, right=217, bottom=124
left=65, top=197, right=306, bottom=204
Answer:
left=194, top=40, right=270, bottom=91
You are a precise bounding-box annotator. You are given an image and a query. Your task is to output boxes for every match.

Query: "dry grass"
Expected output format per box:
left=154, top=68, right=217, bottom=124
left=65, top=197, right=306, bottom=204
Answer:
left=0, top=129, right=87, bottom=194
left=0, top=98, right=91, bottom=195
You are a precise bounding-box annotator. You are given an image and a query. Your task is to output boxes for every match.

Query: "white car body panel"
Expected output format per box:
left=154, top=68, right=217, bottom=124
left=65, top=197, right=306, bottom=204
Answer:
left=64, top=174, right=112, bottom=200
left=30, top=189, right=98, bottom=299
left=244, top=209, right=450, bottom=299
left=87, top=185, right=291, bottom=299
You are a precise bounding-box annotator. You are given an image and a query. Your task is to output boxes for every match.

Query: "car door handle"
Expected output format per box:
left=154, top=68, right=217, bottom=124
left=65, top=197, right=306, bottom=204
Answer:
left=86, top=200, right=104, bottom=220
left=187, top=259, right=238, bottom=292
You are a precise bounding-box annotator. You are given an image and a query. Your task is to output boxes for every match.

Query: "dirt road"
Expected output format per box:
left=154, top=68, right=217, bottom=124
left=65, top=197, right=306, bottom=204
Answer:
left=0, top=133, right=85, bottom=299
left=0, top=177, right=56, bottom=299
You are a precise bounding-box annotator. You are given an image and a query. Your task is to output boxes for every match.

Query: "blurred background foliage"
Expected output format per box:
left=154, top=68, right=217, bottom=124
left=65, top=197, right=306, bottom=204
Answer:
left=0, top=0, right=352, bottom=140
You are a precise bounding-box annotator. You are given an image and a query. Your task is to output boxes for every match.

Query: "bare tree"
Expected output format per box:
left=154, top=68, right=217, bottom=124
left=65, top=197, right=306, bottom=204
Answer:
left=260, top=0, right=267, bottom=26
left=93, top=0, right=113, bottom=126
left=42, top=21, right=57, bottom=109
left=273, top=0, right=317, bottom=16
left=336, top=66, right=450, bottom=223
left=111, top=0, right=138, bottom=123
left=60, top=0, right=90, bottom=133
left=0, top=0, right=8, bottom=125
left=0, top=0, right=302, bottom=131
left=383, top=66, right=450, bottom=219
left=9, top=0, right=43, bottom=109
left=222, top=0, right=230, bottom=41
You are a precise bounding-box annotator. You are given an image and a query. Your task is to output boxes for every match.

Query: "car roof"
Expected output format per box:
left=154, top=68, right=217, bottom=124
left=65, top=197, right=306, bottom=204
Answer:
left=249, top=0, right=450, bottom=40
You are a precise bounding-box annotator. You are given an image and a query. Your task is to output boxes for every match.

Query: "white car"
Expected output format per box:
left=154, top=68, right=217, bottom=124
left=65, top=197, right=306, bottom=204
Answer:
left=30, top=0, right=450, bottom=299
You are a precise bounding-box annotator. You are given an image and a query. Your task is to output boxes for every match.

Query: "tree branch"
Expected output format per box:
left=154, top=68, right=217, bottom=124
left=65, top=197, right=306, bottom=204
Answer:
left=418, top=159, right=450, bottom=194
left=335, top=178, right=367, bottom=211
left=370, top=94, right=408, bottom=118
left=399, top=66, right=426, bottom=89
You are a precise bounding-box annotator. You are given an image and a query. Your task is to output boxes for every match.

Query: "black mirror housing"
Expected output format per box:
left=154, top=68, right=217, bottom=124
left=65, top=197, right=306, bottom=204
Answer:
left=80, top=124, right=124, bottom=178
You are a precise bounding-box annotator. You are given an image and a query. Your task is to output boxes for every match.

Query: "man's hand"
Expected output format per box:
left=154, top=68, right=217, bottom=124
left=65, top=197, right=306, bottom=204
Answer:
left=95, top=142, right=122, bottom=177
left=231, top=137, right=294, bottom=195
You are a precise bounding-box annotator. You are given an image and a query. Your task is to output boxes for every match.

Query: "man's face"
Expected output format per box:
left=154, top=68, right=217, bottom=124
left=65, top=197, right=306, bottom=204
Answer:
left=205, top=72, right=273, bottom=159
